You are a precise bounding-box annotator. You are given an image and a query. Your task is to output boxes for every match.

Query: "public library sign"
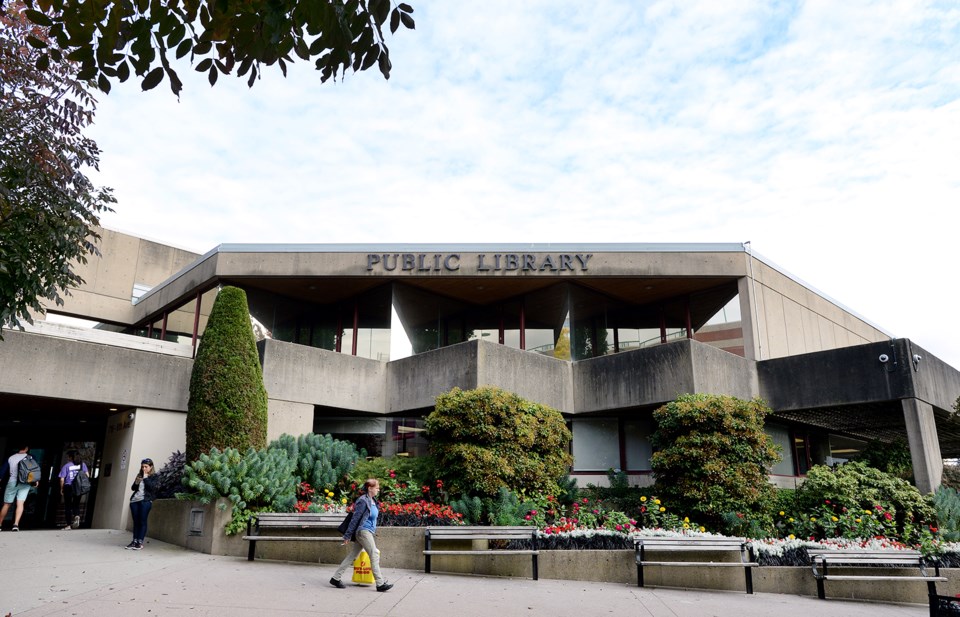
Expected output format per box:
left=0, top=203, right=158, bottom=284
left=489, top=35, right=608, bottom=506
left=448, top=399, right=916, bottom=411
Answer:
left=365, top=253, right=593, bottom=273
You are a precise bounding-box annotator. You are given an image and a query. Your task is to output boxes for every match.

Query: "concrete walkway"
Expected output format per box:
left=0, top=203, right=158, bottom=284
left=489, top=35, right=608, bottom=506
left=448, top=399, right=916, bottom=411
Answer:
left=1, top=528, right=929, bottom=617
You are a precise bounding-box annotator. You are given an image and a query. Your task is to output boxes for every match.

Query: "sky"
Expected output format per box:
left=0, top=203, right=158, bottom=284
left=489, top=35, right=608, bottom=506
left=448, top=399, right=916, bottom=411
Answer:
left=85, top=1, right=960, bottom=368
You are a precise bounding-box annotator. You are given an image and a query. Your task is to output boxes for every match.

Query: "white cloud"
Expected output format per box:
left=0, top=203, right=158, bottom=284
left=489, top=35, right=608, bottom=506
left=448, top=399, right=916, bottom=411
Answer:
left=87, top=0, right=960, bottom=369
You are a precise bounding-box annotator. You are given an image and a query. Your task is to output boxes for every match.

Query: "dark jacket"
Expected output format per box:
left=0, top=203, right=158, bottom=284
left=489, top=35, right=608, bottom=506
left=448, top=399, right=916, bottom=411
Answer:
left=130, top=474, right=159, bottom=502
left=342, top=494, right=378, bottom=541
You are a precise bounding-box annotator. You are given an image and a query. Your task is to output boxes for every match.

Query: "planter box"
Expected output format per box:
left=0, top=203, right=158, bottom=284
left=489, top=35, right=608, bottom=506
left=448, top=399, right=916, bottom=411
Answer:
left=150, top=499, right=960, bottom=603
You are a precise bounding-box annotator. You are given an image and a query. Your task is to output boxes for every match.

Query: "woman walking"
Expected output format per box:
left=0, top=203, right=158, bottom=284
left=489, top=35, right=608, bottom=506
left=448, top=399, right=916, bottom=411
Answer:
left=126, top=458, right=158, bottom=550
left=329, top=478, right=392, bottom=592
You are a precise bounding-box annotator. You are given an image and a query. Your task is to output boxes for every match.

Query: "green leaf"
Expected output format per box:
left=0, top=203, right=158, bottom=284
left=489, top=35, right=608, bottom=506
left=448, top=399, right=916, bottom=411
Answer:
left=26, top=35, right=48, bottom=49
left=168, top=22, right=187, bottom=46
left=193, top=40, right=212, bottom=55
left=195, top=58, right=213, bottom=72
left=141, top=66, right=165, bottom=91
left=398, top=3, right=413, bottom=12
left=117, top=60, right=130, bottom=82
left=97, top=73, right=112, bottom=93
left=175, top=38, right=192, bottom=59
left=166, top=67, right=183, bottom=96
left=369, top=0, right=389, bottom=25
left=390, top=9, right=400, bottom=34
left=400, top=12, right=414, bottom=29
left=25, top=9, right=54, bottom=26
left=35, top=53, right=51, bottom=71
left=208, top=65, right=218, bottom=86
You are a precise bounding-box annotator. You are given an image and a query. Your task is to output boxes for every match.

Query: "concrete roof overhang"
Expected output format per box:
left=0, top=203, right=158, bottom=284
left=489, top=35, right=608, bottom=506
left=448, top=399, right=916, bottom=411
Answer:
left=131, top=243, right=753, bottom=326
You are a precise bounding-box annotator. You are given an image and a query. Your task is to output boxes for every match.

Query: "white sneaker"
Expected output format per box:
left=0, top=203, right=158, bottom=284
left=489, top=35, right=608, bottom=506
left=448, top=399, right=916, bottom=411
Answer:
left=72, top=516, right=80, bottom=529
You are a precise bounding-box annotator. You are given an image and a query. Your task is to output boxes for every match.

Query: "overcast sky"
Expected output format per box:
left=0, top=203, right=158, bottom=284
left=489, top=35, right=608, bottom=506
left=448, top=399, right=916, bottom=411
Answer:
left=86, top=1, right=960, bottom=368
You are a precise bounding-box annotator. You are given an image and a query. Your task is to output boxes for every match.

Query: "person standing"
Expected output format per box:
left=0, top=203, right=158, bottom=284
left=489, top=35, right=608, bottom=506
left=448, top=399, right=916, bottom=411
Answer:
left=329, top=478, right=392, bottom=592
left=0, top=445, right=38, bottom=531
left=126, top=458, right=158, bottom=550
left=58, top=451, right=89, bottom=530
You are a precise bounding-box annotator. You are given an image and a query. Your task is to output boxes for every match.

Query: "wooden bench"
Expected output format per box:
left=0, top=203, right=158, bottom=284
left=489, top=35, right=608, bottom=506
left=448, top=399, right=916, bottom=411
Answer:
left=243, top=512, right=346, bottom=561
left=424, top=526, right=540, bottom=580
left=634, top=536, right=758, bottom=593
left=808, top=548, right=947, bottom=600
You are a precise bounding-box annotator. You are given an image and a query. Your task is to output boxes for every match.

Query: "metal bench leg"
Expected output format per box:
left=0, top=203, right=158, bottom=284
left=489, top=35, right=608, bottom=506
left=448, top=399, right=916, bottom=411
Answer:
left=816, top=577, right=825, bottom=600
left=637, top=563, right=644, bottom=588
left=247, top=540, right=256, bottom=561
left=532, top=554, right=538, bottom=581
left=744, top=567, right=754, bottom=595
left=927, top=579, right=937, bottom=598
left=424, top=535, right=431, bottom=574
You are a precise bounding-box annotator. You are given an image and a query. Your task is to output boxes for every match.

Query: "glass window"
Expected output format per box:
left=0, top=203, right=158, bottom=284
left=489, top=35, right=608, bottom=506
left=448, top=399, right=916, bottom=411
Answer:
left=571, top=419, right=620, bottom=471
left=827, top=435, right=867, bottom=466
left=693, top=289, right=744, bottom=357
left=624, top=419, right=653, bottom=471
left=766, top=423, right=796, bottom=476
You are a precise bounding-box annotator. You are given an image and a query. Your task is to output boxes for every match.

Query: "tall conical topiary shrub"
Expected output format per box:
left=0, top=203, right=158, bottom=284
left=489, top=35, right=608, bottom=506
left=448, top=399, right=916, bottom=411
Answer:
left=186, top=286, right=268, bottom=461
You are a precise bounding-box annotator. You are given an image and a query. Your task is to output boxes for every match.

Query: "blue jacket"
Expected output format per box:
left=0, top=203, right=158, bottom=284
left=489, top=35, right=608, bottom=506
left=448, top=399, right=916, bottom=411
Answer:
left=343, top=494, right=378, bottom=541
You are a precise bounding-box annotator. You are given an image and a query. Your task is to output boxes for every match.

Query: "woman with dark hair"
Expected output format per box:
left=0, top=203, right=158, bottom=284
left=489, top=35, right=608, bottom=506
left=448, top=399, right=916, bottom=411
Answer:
left=329, top=478, right=392, bottom=592
left=126, top=458, right=158, bottom=550
left=58, top=450, right=89, bottom=529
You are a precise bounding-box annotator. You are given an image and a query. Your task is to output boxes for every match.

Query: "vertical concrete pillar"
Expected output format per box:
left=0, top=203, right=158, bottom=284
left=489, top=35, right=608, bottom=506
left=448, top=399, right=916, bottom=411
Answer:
left=902, top=398, right=943, bottom=494
left=737, top=277, right=759, bottom=361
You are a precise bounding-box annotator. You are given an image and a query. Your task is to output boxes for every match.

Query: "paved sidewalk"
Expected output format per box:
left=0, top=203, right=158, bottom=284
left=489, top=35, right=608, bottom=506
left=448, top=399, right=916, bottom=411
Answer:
left=1, top=529, right=928, bottom=617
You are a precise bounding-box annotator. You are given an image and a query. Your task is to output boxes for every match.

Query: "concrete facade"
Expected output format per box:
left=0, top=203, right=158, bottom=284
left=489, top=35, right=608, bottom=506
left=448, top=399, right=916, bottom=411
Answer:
left=4, top=229, right=960, bottom=529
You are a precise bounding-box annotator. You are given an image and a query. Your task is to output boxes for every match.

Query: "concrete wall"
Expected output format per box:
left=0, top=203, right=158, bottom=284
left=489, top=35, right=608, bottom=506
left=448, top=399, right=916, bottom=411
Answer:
left=44, top=227, right=199, bottom=325
left=386, top=342, right=481, bottom=411
left=0, top=329, right=192, bottom=411
left=759, top=339, right=920, bottom=411
left=93, top=409, right=186, bottom=531
left=259, top=339, right=386, bottom=413
left=572, top=339, right=758, bottom=414
left=743, top=256, right=889, bottom=361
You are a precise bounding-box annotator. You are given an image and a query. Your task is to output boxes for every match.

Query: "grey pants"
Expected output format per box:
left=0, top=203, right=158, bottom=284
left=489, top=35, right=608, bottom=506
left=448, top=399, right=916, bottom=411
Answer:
left=332, top=529, right=384, bottom=586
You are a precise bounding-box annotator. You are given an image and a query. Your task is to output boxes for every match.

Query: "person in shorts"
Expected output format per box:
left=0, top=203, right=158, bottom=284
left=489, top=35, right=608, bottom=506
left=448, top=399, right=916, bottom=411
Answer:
left=1, top=445, right=38, bottom=531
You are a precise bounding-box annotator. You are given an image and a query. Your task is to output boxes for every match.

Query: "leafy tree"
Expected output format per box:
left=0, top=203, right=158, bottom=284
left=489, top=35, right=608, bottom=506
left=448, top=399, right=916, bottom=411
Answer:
left=650, top=393, right=781, bottom=534
left=553, top=327, right=570, bottom=360
left=425, top=386, right=573, bottom=497
left=186, top=286, right=268, bottom=461
left=853, top=437, right=914, bottom=481
left=20, top=0, right=416, bottom=96
left=0, top=3, right=115, bottom=338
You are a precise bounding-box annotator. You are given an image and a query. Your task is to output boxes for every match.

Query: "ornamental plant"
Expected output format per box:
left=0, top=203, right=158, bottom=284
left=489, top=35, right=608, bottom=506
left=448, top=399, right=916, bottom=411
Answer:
left=650, top=394, right=780, bottom=535
left=792, top=461, right=934, bottom=542
left=426, top=386, right=572, bottom=497
left=186, top=286, right=268, bottom=461
left=270, top=432, right=362, bottom=495
left=178, top=446, right=297, bottom=534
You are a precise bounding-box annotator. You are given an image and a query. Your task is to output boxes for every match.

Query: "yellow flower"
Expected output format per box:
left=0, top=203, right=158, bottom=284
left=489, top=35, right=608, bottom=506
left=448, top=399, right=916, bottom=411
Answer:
left=779, top=511, right=785, bottom=516
left=654, top=499, right=661, bottom=505
left=683, top=523, right=690, bottom=529
left=855, top=518, right=861, bottom=523
left=683, top=517, right=689, bottom=523
left=699, top=526, right=706, bottom=532
left=865, top=509, right=872, bottom=515
left=640, top=496, right=647, bottom=502
left=810, top=517, right=817, bottom=522
left=788, top=517, right=794, bottom=523
left=788, top=534, right=795, bottom=540
left=659, top=507, right=666, bottom=512
left=341, top=498, right=347, bottom=504
left=831, top=516, right=838, bottom=522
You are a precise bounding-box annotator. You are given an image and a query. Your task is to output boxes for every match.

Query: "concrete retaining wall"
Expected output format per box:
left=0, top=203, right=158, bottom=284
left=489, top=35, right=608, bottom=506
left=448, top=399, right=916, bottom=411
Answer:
left=149, top=499, right=960, bottom=603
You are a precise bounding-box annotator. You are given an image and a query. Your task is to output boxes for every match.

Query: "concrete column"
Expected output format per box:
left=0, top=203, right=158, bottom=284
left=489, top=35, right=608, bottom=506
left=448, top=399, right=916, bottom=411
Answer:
left=266, top=399, right=314, bottom=441
left=737, top=276, right=759, bottom=361
left=902, top=398, right=943, bottom=494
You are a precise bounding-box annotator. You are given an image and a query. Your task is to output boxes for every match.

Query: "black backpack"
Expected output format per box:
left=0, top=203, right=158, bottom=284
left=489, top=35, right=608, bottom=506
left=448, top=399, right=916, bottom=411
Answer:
left=17, top=454, right=41, bottom=484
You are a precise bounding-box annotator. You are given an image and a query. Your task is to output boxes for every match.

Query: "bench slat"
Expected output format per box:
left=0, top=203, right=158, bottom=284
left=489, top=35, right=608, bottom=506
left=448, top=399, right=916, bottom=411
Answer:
left=640, top=561, right=758, bottom=567
left=821, top=575, right=947, bottom=581
left=424, top=550, right=539, bottom=555
left=242, top=536, right=342, bottom=541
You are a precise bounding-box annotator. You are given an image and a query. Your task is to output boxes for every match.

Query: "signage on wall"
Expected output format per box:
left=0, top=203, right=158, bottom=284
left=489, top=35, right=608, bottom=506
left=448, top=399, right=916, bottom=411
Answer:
left=366, top=253, right=593, bottom=273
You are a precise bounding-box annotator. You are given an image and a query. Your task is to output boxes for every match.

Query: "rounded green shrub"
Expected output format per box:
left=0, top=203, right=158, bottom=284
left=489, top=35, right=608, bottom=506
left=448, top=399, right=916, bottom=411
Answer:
left=270, top=433, right=363, bottom=493
left=650, top=393, right=780, bottom=535
left=426, top=386, right=572, bottom=497
left=793, top=460, right=934, bottom=541
left=186, top=286, right=268, bottom=461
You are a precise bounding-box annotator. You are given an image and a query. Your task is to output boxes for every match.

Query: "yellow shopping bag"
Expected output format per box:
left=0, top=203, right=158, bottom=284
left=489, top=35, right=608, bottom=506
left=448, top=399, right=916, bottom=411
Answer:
left=352, top=550, right=375, bottom=585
